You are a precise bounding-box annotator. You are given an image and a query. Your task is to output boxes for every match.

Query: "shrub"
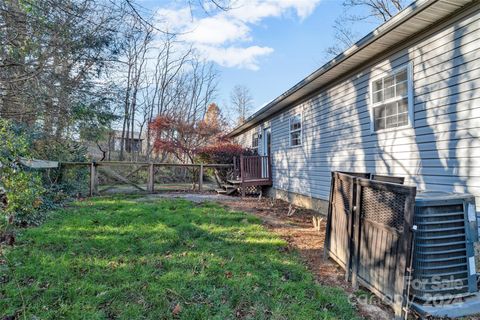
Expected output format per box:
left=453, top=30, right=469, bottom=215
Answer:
left=197, top=142, right=256, bottom=186
left=0, top=119, right=45, bottom=228
left=35, top=139, right=90, bottom=199
left=198, top=142, right=256, bottom=164
left=2, top=170, right=45, bottom=226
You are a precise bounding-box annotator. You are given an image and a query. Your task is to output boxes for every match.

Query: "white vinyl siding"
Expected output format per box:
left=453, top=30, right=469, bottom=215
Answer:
left=234, top=127, right=257, bottom=148
left=233, top=4, right=480, bottom=217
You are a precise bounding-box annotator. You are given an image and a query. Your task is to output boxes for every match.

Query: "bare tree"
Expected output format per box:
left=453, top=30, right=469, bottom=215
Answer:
left=230, top=85, right=253, bottom=125
left=126, top=39, right=217, bottom=162
left=117, top=15, right=153, bottom=161
left=123, top=0, right=232, bottom=33
left=325, top=0, right=407, bottom=58
left=185, top=57, right=218, bottom=123
left=139, top=34, right=192, bottom=160
left=186, top=0, right=232, bottom=13
left=325, top=20, right=358, bottom=58
left=0, top=0, right=223, bottom=163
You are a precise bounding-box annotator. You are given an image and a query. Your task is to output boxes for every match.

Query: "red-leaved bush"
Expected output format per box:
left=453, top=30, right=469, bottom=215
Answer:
left=197, top=142, right=255, bottom=164
left=149, top=114, right=223, bottom=163
left=198, top=142, right=256, bottom=186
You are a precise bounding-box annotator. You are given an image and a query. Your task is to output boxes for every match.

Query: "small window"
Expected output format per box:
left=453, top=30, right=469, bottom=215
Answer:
left=114, top=138, right=121, bottom=151
left=125, top=139, right=141, bottom=153
left=289, top=114, right=302, bottom=147
left=252, top=132, right=259, bottom=149
left=371, top=66, right=411, bottom=132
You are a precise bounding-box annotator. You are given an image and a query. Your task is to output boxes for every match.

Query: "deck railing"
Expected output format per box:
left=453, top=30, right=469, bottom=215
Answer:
left=233, top=155, right=271, bottom=182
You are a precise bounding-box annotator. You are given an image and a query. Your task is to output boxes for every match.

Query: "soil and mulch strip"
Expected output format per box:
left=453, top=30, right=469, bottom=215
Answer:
left=217, top=196, right=395, bottom=320
left=216, top=195, right=480, bottom=320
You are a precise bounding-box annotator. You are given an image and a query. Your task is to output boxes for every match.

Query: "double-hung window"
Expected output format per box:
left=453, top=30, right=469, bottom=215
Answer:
left=251, top=132, right=259, bottom=150
left=370, top=65, right=411, bottom=132
left=289, top=114, right=302, bottom=147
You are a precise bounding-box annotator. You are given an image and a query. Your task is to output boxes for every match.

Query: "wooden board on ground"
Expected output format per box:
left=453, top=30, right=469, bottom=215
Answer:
left=19, top=158, right=59, bottom=169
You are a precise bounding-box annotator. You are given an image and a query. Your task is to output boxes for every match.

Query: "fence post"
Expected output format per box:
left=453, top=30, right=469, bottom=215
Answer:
left=345, top=176, right=356, bottom=282
left=268, top=155, right=272, bottom=182
left=324, top=172, right=335, bottom=261
left=199, top=164, right=204, bottom=191
left=240, top=155, right=245, bottom=197
left=147, top=163, right=154, bottom=193
left=233, top=156, right=237, bottom=178
left=351, top=179, right=361, bottom=290
left=393, top=186, right=417, bottom=319
left=89, top=162, right=97, bottom=197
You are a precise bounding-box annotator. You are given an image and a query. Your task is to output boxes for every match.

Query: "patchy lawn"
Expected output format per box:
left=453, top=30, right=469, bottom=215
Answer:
left=1, top=197, right=358, bottom=319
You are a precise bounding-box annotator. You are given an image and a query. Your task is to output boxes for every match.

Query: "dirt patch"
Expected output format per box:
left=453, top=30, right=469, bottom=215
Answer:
left=0, top=231, right=15, bottom=246
left=217, top=196, right=394, bottom=320
left=219, top=197, right=346, bottom=287
left=135, top=192, right=241, bottom=204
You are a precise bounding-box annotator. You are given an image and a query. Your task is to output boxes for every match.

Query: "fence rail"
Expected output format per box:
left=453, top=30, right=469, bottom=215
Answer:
left=60, top=161, right=232, bottom=168
left=60, top=161, right=233, bottom=196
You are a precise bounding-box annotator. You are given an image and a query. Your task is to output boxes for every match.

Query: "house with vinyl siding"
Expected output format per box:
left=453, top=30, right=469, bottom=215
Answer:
left=228, top=0, right=480, bottom=227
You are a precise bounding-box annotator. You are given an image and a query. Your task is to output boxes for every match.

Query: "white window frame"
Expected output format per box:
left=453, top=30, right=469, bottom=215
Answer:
left=289, top=113, right=302, bottom=147
left=369, top=62, right=414, bottom=133
left=251, top=132, right=259, bottom=150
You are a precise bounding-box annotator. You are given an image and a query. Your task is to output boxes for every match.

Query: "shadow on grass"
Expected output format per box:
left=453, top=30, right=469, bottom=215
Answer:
left=1, top=197, right=358, bottom=320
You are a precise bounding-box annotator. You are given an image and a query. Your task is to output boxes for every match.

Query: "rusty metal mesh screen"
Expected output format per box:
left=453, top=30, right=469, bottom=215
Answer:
left=360, top=187, right=406, bottom=231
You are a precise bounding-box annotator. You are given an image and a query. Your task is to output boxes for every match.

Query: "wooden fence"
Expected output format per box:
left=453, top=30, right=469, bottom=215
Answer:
left=60, top=161, right=233, bottom=196
left=324, top=172, right=371, bottom=272
left=324, top=171, right=416, bottom=319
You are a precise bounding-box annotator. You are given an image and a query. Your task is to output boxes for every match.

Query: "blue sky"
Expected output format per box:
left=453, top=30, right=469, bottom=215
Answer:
left=144, top=0, right=379, bottom=115
left=215, top=1, right=373, bottom=110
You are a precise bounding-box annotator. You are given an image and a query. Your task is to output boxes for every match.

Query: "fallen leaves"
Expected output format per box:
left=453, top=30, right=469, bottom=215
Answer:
left=172, top=303, right=182, bottom=316
left=0, top=232, right=15, bottom=246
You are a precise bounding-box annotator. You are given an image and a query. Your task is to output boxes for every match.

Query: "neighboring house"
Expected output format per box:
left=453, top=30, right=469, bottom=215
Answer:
left=86, top=130, right=145, bottom=160
left=109, top=130, right=144, bottom=154
left=228, top=0, right=480, bottom=222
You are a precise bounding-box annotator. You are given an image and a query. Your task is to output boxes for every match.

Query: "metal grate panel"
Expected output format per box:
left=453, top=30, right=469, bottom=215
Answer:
left=361, top=187, right=406, bottom=231
left=412, top=201, right=475, bottom=303
left=335, top=179, right=351, bottom=213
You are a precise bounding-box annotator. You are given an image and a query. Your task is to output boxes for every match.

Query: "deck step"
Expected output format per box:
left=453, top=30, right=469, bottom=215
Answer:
left=225, top=188, right=237, bottom=195
left=227, top=180, right=242, bottom=185
left=222, top=184, right=236, bottom=190
left=216, top=187, right=237, bottom=195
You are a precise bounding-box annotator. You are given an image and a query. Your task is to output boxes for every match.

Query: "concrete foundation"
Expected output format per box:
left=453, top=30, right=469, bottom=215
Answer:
left=265, top=187, right=329, bottom=216
left=411, top=293, right=480, bottom=319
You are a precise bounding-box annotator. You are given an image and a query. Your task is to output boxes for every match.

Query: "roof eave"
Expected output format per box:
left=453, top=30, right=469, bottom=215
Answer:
left=227, top=0, right=469, bottom=138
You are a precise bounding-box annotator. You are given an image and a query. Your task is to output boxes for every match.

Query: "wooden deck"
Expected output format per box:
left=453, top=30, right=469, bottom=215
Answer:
left=227, top=179, right=272, bottom=187
left=231, top=155, right=273, bottom=196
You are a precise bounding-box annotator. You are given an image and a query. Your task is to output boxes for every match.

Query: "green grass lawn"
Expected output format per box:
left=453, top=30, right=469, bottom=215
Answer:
left=1, top=197, right=358, bottom=319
